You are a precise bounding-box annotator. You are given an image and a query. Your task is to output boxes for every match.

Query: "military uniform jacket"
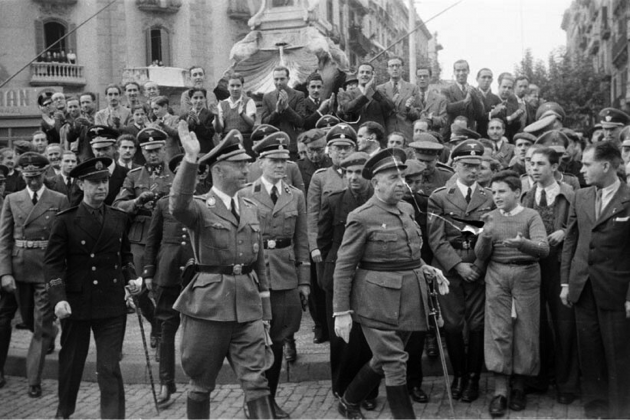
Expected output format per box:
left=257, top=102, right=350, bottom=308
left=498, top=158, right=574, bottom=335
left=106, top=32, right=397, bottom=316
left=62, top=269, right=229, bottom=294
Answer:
left=317, top=187, right=373, bottom=293
left=247, top=160, right=305, bottom=194
left=420, top=166, right=453, bottom=196
left=0, top=188, right=69, bottom=284
left=169, top=160, right=271, bottom=322
left=239, top=178, right=309, bottom=290
left=44, top=203, right=136, bottom=320
left=333, top=196, right=429, bottom=331
left=428, top=184, right=494, bottom=273
left=297, top=156, right=332, bottom=195
left=307, top=166, right=347, bottom=251
left=113, top=164, right=174, bottom=245
left=142, top=196, right=193, bottom=288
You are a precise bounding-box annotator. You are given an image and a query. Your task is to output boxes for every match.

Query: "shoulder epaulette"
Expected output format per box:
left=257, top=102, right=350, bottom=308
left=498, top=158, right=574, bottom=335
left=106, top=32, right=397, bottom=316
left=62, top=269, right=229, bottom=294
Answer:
left=57, top=206, right=78, bottom=215
left=432, top=186, right=447, bottom=194
left=313, top=167, right=327, bottom=175
left=241, top=197, right=257, bottom=207
left=437, top=164, right=455, bottom=174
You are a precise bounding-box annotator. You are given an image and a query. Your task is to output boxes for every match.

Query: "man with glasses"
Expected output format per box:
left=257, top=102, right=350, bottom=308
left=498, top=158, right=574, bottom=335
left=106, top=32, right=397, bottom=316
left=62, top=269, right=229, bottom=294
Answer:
left=377, top=56, right=419, bottom=140
left=407, top=67, right=447, bottom=136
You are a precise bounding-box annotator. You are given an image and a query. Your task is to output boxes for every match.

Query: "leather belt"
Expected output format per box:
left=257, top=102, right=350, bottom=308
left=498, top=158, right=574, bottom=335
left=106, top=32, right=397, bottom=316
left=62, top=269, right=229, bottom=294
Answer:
left=15, top=240, right=48, bottom=249
left=503, top=260, right=537, bottom=266
left=358, top=260, right=422, bottom=272
left=195, top=264, right=253, bottom=275
left=263, top=238, right=292, bottom=249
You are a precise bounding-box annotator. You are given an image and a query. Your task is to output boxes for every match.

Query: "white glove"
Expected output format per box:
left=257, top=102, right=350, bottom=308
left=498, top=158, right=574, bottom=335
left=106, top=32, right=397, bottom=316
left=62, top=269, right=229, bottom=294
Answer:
left=127, top=277, right=143, bottom=295
left=54, top=301, right=72, bottom=319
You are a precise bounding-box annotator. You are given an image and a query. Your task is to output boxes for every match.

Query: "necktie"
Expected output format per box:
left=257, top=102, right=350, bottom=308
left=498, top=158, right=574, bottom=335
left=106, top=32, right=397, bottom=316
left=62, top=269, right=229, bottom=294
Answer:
left=270, top=185, right=278, bottom=205
left=314, top=98, right=319, bottom=106
left=92, top=208, right=103, bottom=226
left=465, top=187, right=472, bottom=204
left=539, top=188, right=548, bottom=207
left=66, top=177, right=72, bottom=192
left=32, top=192, right=38, bottom=205
left=595, top=189, right=603, bottom=219
left=419, top=91, right=425, bottom=107
left=392, top=82, right=399, bottom=96
left=230, top=198, right=240, bottom=222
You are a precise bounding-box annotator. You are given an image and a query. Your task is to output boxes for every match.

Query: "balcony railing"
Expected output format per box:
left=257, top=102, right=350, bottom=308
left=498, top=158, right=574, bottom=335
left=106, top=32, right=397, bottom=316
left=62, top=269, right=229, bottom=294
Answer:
left=32, top=0, right=77, bottom=4
left=30, top=62, right=86, bottom=87
left=136, top=0, right=181, bottom=14
left=122, top=66, right=188, bottom=88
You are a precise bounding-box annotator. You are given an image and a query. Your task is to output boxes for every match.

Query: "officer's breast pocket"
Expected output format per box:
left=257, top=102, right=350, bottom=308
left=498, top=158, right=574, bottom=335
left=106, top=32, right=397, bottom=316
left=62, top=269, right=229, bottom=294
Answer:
left=203, top=222, right=230, bottom=250
left=282, top=210, right=298, bottom=236
left=366, top=232, right=398, bottom=254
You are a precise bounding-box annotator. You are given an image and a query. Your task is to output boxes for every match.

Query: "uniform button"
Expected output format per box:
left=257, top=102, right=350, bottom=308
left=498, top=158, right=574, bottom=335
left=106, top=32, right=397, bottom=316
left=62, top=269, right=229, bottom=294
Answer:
left=90, top=254, right=95, bottom=258
left=181, top=242, right=186, bottom=246
left=114, top=265, right=118, bottom=269
left=92, top=267, right=96, bottom=271
left=81, top=240, right=86, bottom=245
left=93, top=280, right=98, bottom=285
left=182, top=234, right=186, bottom=238
left=179, top=266, right=185, bottom=271
left=182, top=228, right=186, bottom=232
left=239, top=253, right=243, bottom=256
left=238, top=240, right=243, bottom=244
left=273, top=214, right=278, bottom=218
left=113, top=279, right=117, bottom=283
left=45, top=216, right=49, bottom=219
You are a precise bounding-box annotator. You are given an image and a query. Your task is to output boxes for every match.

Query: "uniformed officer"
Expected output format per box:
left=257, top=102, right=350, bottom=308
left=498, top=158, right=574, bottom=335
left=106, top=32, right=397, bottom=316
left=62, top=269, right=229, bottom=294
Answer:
left=171, top=123, right=273, bottom=419
left=598, top=107, right=630, bottom=144
left=315, top=114, right=341, bottom=130
left=247, top=124, right=305, bottom=193
left=141, top=154, right=206, bottom=409
left=409, top=133, right=454, bottom=195
left=333, top=148, right=449, bottom=419
left=427, top=139, right=495, bottom=403
left=44, top=157, right=137, bottom=419
left=307, top=124, right=357, bottom=345
left=317, top=151, right=379, bottom=409
left=296, top=128, right=332, bottom=195
left=240, top=132, right=310, bottom=418
left=0, top=153, right=68, bottom=397
left=113, top=127, right=174, bottom=347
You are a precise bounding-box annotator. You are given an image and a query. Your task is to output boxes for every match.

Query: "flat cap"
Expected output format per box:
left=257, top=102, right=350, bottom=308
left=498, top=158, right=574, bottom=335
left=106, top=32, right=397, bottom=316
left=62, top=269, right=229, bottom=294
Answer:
left=409, top=133, right=444, bottom=159
left=450, top=126, right=480, bottom=143
left=535, top=102, right=566, bottom=121
left=138, top=127, right=167, bottom=150
left=69, top=157, right=112, bottom=180
left=599, top=107, right=630, bottom=128
left=13, top=140, right=32, bottom=154
left=513, top=132, right=537, bottom=144
left=340, top=152, right=369, bottom=169
left=362, top=148, right=407, bottom=180
left=253, top=131, right=291, bottom=159
left=199, top=129, right=251, bottom=166
left=37, top=91, right=53, bottom=107
left=251, top=124, right=280, bottom=142
left=404, top=159, right=427, bottom=177
left=535, top=129, right=569, bottom=153
left=326, top=123, right=357, bottom=147
left=17, top=152, right=49, bottom=176
left=299, top=129, right=327, bottom=147
left=315, top=115, right=340, bottom=129
left=451, top=140, right=484, bottom=164
left=88, top=125, right=119, bottom=147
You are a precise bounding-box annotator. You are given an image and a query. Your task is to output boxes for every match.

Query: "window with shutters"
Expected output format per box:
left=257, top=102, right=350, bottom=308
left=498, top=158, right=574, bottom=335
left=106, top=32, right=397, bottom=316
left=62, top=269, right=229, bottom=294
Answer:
left=146, top=26, right=170, bottom=66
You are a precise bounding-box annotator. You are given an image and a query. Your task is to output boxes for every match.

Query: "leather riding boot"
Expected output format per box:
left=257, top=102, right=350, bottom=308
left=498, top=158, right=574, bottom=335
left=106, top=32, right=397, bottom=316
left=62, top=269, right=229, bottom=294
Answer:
left=461, top=331, right=484, bottom=402
left=386, top=385, right=416, bottom=419
left=187, top=392, right=210, bottom=419
left=246, top=395, right=274, bottom=419
left=444, top=331, right=467, bottom=399
left=339, top=364, right=383, bottom=419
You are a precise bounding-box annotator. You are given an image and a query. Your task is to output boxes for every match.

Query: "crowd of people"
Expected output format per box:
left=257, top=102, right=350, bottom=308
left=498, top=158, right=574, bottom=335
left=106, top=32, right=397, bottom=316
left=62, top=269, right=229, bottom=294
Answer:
left=0, top=56, right=629, bottom=420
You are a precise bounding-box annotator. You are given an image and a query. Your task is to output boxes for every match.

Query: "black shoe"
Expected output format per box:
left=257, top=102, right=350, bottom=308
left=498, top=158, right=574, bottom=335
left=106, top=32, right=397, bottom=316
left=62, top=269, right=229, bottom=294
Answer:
left=15, top=322, right=29, bottom=330
left=338, top=396, right=364, bottom=419
left=450, top=375, right=466, bottom=400
left=54, top=409, right=69, bottom=419
left=385, top=385, right=416, bottom=419
left=272, top=399, right=290, bottom=419
left=556, top=392, right=575, bottom=405
left=157, top=384, right=175, bottom=409
left=461, top=374, right=480, bottom=403
left=246, top=396, right=274, bottom=419
left=0, top=371, right=5, bottom=389
left=150, top=334, right=158, bottom=349
left=509, top=389, right=526, bottom=411
left=409, top=387, right=428, bottom=403
left=489, top=395, right=507, bottom=417
left=312, top=326, right=329, bottom=344
left=361, top=398, right=377, bottom=410
left=47, top=343, right=55, bottom=355
left=284, top=339, right=297, bottom=362
left=28, top=384, right=42, bottom=398
left=425, top=335, right=438, bottom=358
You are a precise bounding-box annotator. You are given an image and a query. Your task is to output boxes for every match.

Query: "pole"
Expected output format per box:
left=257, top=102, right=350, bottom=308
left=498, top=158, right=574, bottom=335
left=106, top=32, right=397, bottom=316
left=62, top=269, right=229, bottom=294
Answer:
left=131, top=293, right=160, bottom=415
left=408, top=0, right=417, bottom=84
left=0, top=0, right=118, bottom=89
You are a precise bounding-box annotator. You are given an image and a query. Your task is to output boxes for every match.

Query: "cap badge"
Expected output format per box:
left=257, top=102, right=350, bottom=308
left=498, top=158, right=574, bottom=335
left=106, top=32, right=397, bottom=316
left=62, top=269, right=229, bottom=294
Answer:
left=238, top=143, right=244, bottom=150
left=148, top=136, right=154, bottom=142
left=340, top=134, right=346, bottom=139
left=606, top=116, right=612, bottom=121
left=95, top=161, right=104, bottom=170
left=471, top=151, right=477, bottom=155
left=278, top=145, right=284, bottom=150
left=23, top=164, right=38, bottom=171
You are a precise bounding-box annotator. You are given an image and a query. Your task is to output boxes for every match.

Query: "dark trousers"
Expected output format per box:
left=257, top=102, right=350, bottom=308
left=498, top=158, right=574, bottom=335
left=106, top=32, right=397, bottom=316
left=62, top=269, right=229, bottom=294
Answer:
left=308, top=262, right=328, bottom=340
left=0, top=290, right=18, bottom=374
left=534, top=255, right=579, bottom=393
left=324, top=289, right=378, bottom=398
left=130, top=243, right=157, bottom=337
left=574, top=280, right=630, bottom=419
left=57, top=315, right=126, bottom=419
left=154, top=285, right=181, bottom=386
left=405, top=331, right=427, bottom=390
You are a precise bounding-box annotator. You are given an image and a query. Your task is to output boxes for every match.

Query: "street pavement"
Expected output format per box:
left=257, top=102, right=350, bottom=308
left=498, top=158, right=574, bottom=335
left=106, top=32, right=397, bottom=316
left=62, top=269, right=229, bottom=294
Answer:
left=1, top=311, right=588, bottom=419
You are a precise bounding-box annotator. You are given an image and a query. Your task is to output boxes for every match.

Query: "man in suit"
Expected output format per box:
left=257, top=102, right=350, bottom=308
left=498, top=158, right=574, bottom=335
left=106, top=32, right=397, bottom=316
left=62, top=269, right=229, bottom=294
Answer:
left=333, top=148, right=448, bottom=419
left=94, top=84, right=131, bottom=130
left=357, top=121, right=385, bottom=156
left=85, top=126, right=130, bottom=206
left=47, top=150, right=79, bottom=203
left=493, top=74, right=525, bottom=141
left=171, top=124, right=274, bottom=419
left=377, top=56, right=419, bottom=140
left=442, top=60, right=485, bottom=139
left=0, top=165, right=7, bottom=210
left=487, top=118, right=515, bottom=168
left=407, top=66, right=448, bottom=137
left=44, top=157, right=137, bottom=419
left=261, top=66, right=306, bottom=160
left=0, top=153, right=69, bottom=396
left=475, top=68, right=502, bottom=138
left=561, top=141, right=630, bottom=419
left=302, top=73, right=335, bottom=131
left=337, top=63, right=395, bottom=133
left=240, top=132, right=310, bottom=418
left=296, top=128, right=331, bottom=196
left=116, top=134, right=141, bottom=170
left=428, top=140, right=495, bottom=403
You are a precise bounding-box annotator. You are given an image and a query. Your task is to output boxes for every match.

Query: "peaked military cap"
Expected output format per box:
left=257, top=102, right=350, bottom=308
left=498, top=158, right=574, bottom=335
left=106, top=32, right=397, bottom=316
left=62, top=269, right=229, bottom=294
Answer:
left=404, top=159, right=427, bottom=177
left=340, top=152, right=369, bottom=169
left=17, top=152, right=49, bottom=176
left=253, top=131, right=291, bottom=159
left=13, top=140, right=32, bottom=155
left=326, top=123, right=357, bottom=147
left=0, top=164, right=8, bottom=182
left=513, top=132, right=537, bottom=144
left=315, top=115, right=340, bottom=129
left=450, top=126, right=480, bottom=143
left=88, top=125, right=119, bottom=147
left=169, top=154, right=208, bottom=175
left=362, top=148, right=407, bottom=180
left=251, top=124, right=280, bottom=142
left=535, top=129, right=569, bottom=153
left=138, top=127, right=167, bottom=150
left=409, top=133, right=444, bottom=160
left=535, top=102, right=566, bottom=122
left=524, top=114, right=557, bottom=135
left=599, top=107, right=630, bottom=128
left=37, top=91, right=53, bottom=107
left=199, top=129, right=251, bottom=166
left=69, top=157, right=112, bottom=180
left=620, top=126, right=630, bottom=147
left=299, top=129, right=327, bottom=147
left=451, top=140, right=484, bottom=164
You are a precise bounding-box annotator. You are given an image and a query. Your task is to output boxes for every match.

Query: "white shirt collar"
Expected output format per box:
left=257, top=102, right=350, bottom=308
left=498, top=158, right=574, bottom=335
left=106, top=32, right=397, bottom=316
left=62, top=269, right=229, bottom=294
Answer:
left=27, top=185, right=46, bottom=200
left=211, top=186, right=239, bottom=213
left=260, top=176, right=283, bottom=197
left=108, top=162, right=116, bottom=174
left=598, top=178, right=621, bottom=212
left=118, top=159, right=132, bottom=169
left=500, top=204, right=524, bottom=217
left=456, top=180, right=477, bottom=198
left=535, top=181, right=560, bottom=206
